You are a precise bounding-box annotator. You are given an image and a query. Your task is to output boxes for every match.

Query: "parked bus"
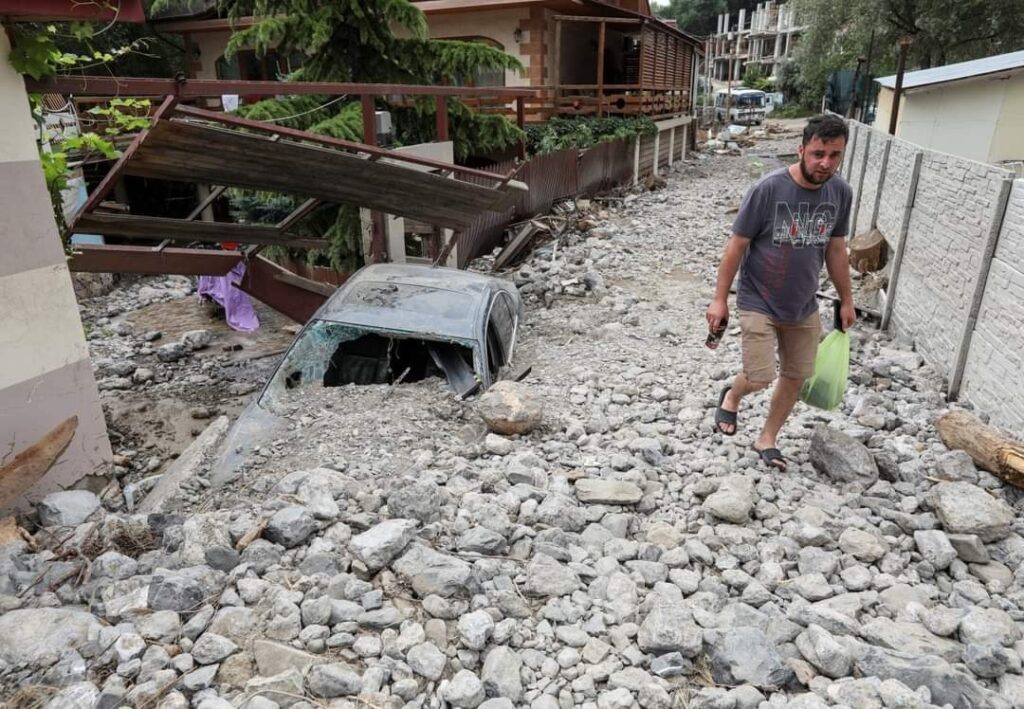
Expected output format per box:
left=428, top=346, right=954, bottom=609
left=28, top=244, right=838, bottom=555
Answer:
left=714, top=88, right=767, bottom=125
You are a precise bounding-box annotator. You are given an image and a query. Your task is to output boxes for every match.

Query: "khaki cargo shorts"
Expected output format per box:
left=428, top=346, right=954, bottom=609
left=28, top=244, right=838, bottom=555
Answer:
left=739, top=309, right=821, bottom=383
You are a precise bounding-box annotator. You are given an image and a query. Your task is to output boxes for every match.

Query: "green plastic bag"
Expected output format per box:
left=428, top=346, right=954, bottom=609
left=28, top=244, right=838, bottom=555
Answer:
left=800, top=329, right=850, bottom=410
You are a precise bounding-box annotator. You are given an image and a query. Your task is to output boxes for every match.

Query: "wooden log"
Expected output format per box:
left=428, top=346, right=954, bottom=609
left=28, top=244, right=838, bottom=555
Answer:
left=0, top=417, right=78, bottom=510
left=936, top=409, right=1024, bottom=489
left=849, top=227, right=887, bottom=273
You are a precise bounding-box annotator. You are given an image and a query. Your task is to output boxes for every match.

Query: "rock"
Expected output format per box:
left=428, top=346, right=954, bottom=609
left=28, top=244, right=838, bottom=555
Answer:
left=407, top=641, right=447, bottom=680
left=852, top=645, right=989, bottom=707
left=156, top=342, right=189, bottom=363
left=930, top=482, right=1014, bottom=542
left=477, top=381, right=544, bottom=435
left=244, top=668, right=305, bottom=707
left=795, top=624, right=852, bottom=678
left=935, top=449, right=979, bottom=483
left=708, top=627, right=794, bottom=689
left=457, top=526, right=508, bottom=555
left=535, top=493, right=586, bottom=532
left=963, top=642, right=1015, bottom=678
left=181, top=665, right=218, bottom=692
left=575, top=479, right=643, bottom=505
left=191, top=633, right=238, bottom=664
left=914, top=529, right=957, bottom=570
left=264, top=506, right=318, bottom=548
left=637, top=604, right=702, bottom=657
left=348, top=519, right=419, bottom=571
left=444, top=669, right=486, bottom=708
left=959, top=607, right=1022, bottom=647
left=392, top=544, right=475, bottom=598
left=702, top=475, right=755, bottom=523
left=948, top=534, right=989, bottom=563
left=47, top=681, right=100, bottom=708
left=136, top=610, right=182, bottom=643
left=148, top=567, right=220, bottom=613
left=484, top=434, right=513, bottom=455
left=482, top=646, right=523, bottom=701
left=839, top=526, right=889, bottom=562
left=809, top=425, right=879, bottom=486
left=308, top=662, right=363, bottom=697
left=859, top=618, right=962, bottom=662
left=37, top=490, right=101, bottom=526
left=524, top=553, right=582, bottom=597
left=253, top=639, right=325, bottom=677
left=0, top=608, right=101, bottom=665
left=387, top=480, right=446, bottom=524
left=181, top=329, right=213, bottom=350
left=458, top=610, right=495, bottom=650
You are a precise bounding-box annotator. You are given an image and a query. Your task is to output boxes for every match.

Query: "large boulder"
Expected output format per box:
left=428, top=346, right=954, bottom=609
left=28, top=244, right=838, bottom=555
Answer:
left=0, top=608, right=102, bottom=664
left=37, top=490, right=101, bottom=527
left=477, top=381, right=544, bottom=435
left=929, top=482, right=1014, bottom=542
left=809, top=425, right=878, bottom=486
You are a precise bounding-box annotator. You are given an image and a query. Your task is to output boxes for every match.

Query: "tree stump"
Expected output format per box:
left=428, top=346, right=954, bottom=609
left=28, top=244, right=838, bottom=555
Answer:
left=936, top=409, right=1024, bottom=489
left=849, top=228, right=888, bottom=273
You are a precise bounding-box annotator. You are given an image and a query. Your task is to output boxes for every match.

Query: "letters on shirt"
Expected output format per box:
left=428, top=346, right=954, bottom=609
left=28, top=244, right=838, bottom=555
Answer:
left=772, top=202, right=838, bottom=247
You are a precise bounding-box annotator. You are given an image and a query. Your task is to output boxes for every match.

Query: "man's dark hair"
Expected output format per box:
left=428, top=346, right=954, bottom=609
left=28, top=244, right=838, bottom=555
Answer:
left=802, top=114, right=849, bottom=145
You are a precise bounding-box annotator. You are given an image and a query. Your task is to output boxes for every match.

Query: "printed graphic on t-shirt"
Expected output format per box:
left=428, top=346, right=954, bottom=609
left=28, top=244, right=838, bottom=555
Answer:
left=772, top=201, right=838, bottom=247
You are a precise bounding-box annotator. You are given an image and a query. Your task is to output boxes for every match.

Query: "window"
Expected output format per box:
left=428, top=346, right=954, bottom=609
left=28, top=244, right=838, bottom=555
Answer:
left=443, top=36, right=507, bottom=88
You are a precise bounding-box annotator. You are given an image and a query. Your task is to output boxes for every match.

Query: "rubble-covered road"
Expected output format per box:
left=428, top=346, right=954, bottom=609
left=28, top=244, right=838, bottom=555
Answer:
left=3, top=127, right=1024, bottom=709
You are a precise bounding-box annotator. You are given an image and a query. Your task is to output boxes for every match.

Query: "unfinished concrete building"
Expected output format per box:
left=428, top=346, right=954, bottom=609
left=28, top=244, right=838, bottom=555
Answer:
left=705, top=1, right=802, bottom=82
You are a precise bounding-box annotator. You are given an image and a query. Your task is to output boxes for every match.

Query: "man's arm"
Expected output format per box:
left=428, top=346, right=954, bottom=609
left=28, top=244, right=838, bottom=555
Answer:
left=707, top=234, right=751, bottom=331
left=825, top=236, right=856, bottom=330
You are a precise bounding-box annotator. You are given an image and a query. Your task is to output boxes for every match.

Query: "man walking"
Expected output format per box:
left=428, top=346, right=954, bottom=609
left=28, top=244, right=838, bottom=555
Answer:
left=707, top=114, right=855, bottom=471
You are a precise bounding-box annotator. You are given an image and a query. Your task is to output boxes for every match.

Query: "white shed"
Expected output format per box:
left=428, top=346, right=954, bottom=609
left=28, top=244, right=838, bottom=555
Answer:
left=874, top=50, right=1024, bottom=167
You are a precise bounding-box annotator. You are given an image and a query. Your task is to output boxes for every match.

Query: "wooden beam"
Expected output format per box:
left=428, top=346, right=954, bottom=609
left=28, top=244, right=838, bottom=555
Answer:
left=185, top=184, right=229, bottom=221
left=68, top=244, right=242, bottom=276
left=277, top=198, right=321, bottom=232
left=361, top=94, right=378, bottom=147
left=274, top=270, right=337, bottom=298
left=553, top=15, right=642, bottom=23
left=516, top=97, right=526, bottom=160
left=76, top=213, right=327, bottom=250
left=435, top=95, right=449, bottom=142
left=937, top=410, right=1024, bottom=489
left=554, top=19, right=563, bottom=113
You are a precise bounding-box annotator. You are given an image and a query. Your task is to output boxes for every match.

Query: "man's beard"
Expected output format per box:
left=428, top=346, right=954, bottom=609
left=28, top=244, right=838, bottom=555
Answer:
left=800, top=156, right=832, bottom=185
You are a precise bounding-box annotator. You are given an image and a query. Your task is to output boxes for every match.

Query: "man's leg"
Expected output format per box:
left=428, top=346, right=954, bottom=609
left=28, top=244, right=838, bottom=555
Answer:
left=754, top=310, right=821, bottom=469
left=717, top=312, right=775, bottom=434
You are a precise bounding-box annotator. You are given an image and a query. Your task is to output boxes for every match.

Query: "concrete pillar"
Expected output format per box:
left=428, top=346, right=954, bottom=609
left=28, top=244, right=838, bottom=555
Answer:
left=0, top=31, right=111, bottom=512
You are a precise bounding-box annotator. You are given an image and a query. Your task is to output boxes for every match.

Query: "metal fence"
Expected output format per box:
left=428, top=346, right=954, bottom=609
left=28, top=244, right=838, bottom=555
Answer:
left=458, top=138, right=635, bottom=267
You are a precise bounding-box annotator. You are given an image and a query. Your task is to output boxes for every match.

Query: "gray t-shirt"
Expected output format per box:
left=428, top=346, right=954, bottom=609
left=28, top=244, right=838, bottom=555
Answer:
left=732, top=167, right=852, bottom=323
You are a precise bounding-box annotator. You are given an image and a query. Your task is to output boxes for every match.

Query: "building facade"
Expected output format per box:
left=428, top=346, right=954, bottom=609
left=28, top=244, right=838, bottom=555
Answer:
left=705, top=1, right=801, bottom=83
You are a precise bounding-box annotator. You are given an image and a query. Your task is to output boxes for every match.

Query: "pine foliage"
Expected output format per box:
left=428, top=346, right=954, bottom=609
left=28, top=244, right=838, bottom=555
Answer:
left=213, top=0, right=525, bottom=270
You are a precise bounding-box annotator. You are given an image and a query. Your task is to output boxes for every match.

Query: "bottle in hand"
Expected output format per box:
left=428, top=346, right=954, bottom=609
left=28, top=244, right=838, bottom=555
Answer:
left=706, top=317, right=728, bottom=350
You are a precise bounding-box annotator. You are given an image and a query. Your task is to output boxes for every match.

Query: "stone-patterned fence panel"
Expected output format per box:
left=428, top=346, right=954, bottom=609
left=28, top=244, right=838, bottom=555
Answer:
left=843, top=120, right=1021, bottom=432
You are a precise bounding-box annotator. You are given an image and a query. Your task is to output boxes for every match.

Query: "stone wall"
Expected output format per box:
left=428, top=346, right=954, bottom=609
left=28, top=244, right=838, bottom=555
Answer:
left=844, top=120, right=1023, bottom=433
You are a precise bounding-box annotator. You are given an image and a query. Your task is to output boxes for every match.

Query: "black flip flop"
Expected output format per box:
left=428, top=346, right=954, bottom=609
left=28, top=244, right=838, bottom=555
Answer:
left=754, top=446, right=787, bottom=471
left=714, top=385, right=738, bottom=436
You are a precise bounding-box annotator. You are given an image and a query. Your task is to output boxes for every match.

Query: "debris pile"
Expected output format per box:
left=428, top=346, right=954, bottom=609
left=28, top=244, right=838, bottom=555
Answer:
left=3, top=138, right=1023, bottom=709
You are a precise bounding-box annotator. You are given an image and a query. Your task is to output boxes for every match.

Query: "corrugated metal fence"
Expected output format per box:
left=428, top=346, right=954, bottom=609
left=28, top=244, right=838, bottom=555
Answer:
left=457, top=138, right=633, bottom=267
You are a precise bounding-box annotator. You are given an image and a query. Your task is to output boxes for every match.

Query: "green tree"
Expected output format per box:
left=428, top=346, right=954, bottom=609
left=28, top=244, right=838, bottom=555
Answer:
left=792, top=0, right=1024, bottom=108
left=658, top=0, right=727, bottom=36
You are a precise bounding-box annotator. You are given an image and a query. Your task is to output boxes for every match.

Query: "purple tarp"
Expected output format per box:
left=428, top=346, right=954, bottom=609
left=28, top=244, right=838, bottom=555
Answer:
left=197, top=261, right=260, bottom=332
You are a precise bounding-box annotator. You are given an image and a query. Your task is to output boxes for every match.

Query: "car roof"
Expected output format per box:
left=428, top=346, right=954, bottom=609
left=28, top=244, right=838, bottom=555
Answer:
left=315, top=263, right=515, bottom=341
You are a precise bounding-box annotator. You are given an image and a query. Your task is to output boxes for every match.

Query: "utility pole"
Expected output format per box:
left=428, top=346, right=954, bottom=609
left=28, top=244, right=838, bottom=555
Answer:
left=888, top=35, right=913, bottom=135
left=847, top=55, right=866, bottom=119
left=859, top=30, right=876, bottom=123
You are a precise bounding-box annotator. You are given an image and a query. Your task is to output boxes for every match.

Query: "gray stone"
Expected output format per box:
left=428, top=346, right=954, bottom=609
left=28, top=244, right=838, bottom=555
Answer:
left=839, top=527, right=889, bottom=562
left=191, top=633, right=238, bottom=664
left=524, top=553, right=582, bottom=598
left=702, top=476, right=754, bottom=523
left=206, top=606, right=257, bottom=645
left=181, top=329, right=213, bottom=350
left=575, top=479, right=643, bottom=505
left=859, top=618, right=962, bottom=663
left=253, top=639, right=325, bottom=677
left=795, top=624, right=852, bottom=678
left=963, top=642, right=1015, bottom=678
left=444, top=669, right=486, bottom=708
left=482, top=646, right=523, bottom=701
left=308, top=662, right=363, bottom=697
left=914, top=529, right=957, bottom=570
left=91, top=551, right=138, bottom=580
left=244, top=668, right=305, bottom=707
left=47, top=681, right=100, bottom=709
left=407, top=642, right=447, bottom=680
left=535, top=493, right=586, bottom=532
left=204, top=545, right=241, bottom=572
left=809, top=425, right=879, bottom=486
left=181, top=664, right=218, bottom=692
left=459, top=610, right=495, bottom=650
left=136, top=610, right=181, bottom=643
left=852, top=644, right=989, bottom=707
left=156, top=342, right=189, bottom=362
left=348, top=519, right=419, bottom=571
left=357, top=606, right=403, bottom=629
left=959, top=608, right=1022, bottom=647
left=935, top=450, right=979, bottom=483
left=708, top=627, right=794, bottom=689
left=148, top=567, right=221, bottom=613
left=930, top=482, right=1014, bottom=542
left=637, top=604, right=702, bottom=657
left=264, top=506, right=317, bottom=548
left=0, top=608, right=101, bottom=665
left=393, top=544, right=475, bottom=598
left=388, top=480, right=446, bottom=524
left=948, top=534, right=989, bottom=563
left=37, top=490, right=101, bottom=526
left=477, top=381, right=544, bottom=435
left=457, top=526, right=508, bottom=555
left=779, top=573, right=833, bottom=601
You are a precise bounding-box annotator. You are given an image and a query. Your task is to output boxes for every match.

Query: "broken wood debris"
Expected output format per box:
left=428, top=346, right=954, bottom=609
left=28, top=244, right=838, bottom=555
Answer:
left=0, top=416, right=78, bottom=511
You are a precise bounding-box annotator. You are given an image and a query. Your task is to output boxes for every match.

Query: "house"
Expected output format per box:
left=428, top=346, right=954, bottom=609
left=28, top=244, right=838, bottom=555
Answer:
left=151, top=0, right=702, bottom=122
left=705, top=1, right=802, bottom=83
left=874, top=50, right=1024, bottom=167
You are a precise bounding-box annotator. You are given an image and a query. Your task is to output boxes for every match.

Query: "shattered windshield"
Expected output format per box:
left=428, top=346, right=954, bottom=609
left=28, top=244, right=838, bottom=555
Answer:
left=260, top=319, right=479, bottom=413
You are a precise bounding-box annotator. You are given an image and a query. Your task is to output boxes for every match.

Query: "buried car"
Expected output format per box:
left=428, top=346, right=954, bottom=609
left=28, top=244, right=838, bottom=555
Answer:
left=208, top=263, right=523, bottom=485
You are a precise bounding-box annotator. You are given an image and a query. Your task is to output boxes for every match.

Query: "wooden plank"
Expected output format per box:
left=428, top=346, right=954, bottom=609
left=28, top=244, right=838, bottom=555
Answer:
left=76, top=213, right=327, bottom=249
left=597, top=21, right=606, bottom=118
left=186, top=184, right=229, bottom=221
left=0, top=417, right=77, bottom=511
left=68, top=244, right=242, bottom=275
left=275, top=270, right=337, bottom=298
left=277, top=198, right=321, bottom=231
left=552, top=15, right=642, bottom=23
